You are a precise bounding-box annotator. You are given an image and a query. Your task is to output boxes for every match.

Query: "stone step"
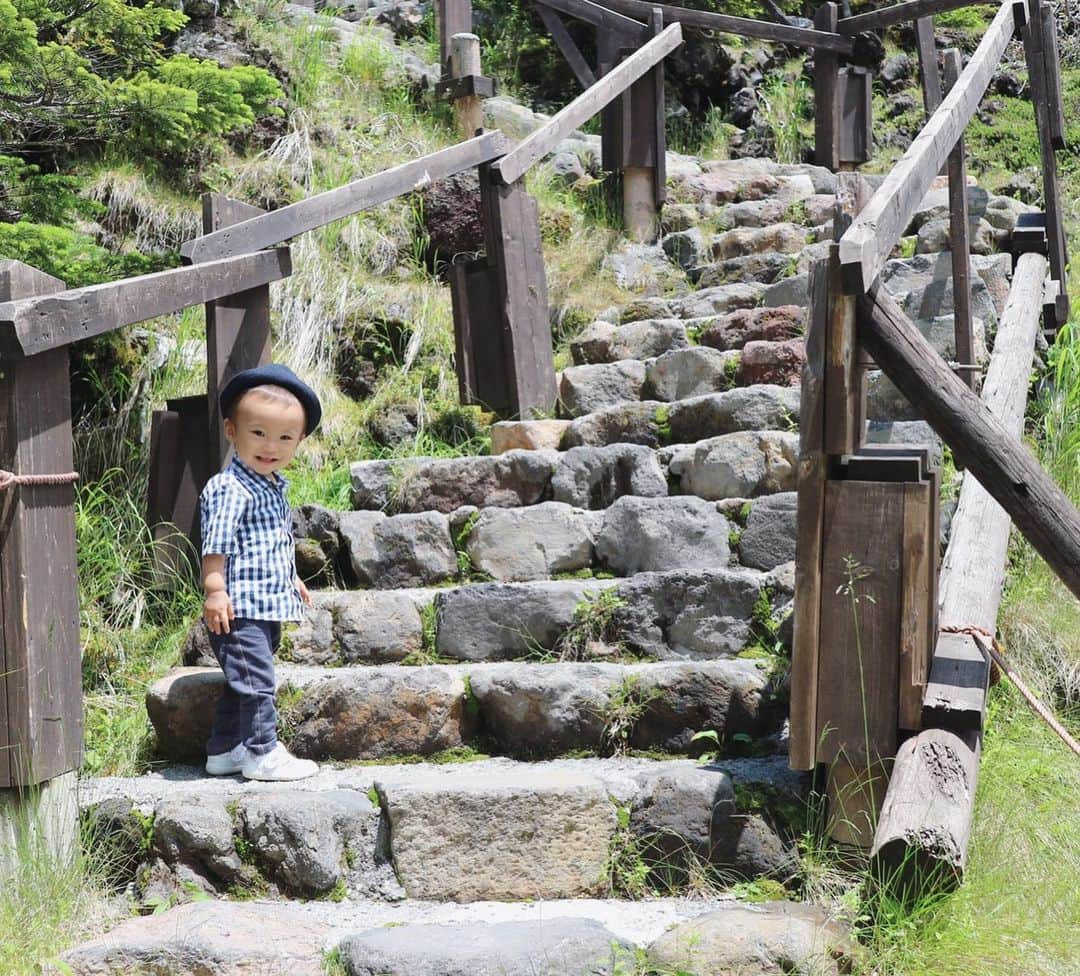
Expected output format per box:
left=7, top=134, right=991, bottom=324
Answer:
left=295, top=493, right=798, bottom=591
left=80, top=755, right=804, bottom=905
left=147, top=659, right=786, bottom=765
left=186, top=564, right=794, bottom=669
left=57, top=894, right=851, bottom=976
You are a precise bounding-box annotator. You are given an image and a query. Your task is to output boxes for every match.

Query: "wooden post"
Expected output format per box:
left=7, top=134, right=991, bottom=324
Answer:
left=436, top=0, right=473, bottom=78
left=813, top=2, right=840, bottom=171
left=621, top=8, right=665, bottom=241
left=943, top=49, right=975, bottom=390
left=450, top=33, right=484, bottom=139
left=0, top=262, right=81, bottom=791
left=914, top=16, right=942, bottom=118
left=837, top=67, right=873, bottom=167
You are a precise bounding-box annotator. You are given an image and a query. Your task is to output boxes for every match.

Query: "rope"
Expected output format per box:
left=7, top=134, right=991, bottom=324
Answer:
left=942, top=623, right=1001, bottom=685
left=945, top=625, right=1080, bottom=760
left=0, top=469, right=79, bottom=490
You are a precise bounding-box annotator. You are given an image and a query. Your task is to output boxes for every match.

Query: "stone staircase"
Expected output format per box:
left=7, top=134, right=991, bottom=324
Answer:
left=63, top=156, right=1029, bottom=974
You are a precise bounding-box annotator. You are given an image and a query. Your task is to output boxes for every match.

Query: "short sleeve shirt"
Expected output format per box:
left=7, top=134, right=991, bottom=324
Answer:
left=199, top=457, right=304, bottom=621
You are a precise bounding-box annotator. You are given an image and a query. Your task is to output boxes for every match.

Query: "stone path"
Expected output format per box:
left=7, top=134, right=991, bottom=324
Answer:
left=65, top=56, right=1031, bottom=971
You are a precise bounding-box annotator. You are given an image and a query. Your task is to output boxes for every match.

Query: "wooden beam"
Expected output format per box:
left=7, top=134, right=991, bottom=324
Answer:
left=532, top=0, right=646, bottom=39
left=838, top=0, right=1015, bottom=293
left=533, top=2, right=596, bottom=89
left=915, top=17, right=942, bottom=117
left=922, top=631, right=990, bottom=730
left=838, top=0, right=989, bottom=34
left=599, top=0, right=855, bottom=52
left=492, top=23, right=683, bottom=186
left=437, top=0, right=473, bottom=77
left=857, top=282, right=1080, bottom=600
left=182, top=132, right=508, bottom=262
left=814, top=3, right=841, bottom=172
left=943, top=49, right=975, bottom=390
left=0, top=250, right=291, bottom=359
left=1042, top=3, right=1065, bottom=150
left=0, top=262, right=81, bottom=787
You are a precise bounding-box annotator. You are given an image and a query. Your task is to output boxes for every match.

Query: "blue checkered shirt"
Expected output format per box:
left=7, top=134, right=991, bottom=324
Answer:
left=199, top=457, right=304, bottom=621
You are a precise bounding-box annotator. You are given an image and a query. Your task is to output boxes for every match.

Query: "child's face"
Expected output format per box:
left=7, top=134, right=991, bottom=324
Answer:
left=224, top=392, right=306, bottom=478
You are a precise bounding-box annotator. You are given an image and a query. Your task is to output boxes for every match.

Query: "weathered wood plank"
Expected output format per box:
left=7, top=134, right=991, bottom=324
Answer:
left=826, top=754, right=891, bottom=848
left=533, top=0, right=646, bottom=39
left=0, top=250, right=290, bottom=358
left=858, top=281, right=1080, bottom=600
left=1042, top=3, right=1065, bottom=150
left=493, top=23, right=682, bottom=185
left=816, top=480, right=905, bottom=765
left=533, top=1, right=597, bottom=88
left=814, top=3, right=840, bottom=172
left=915, top=16, right=942, bottom=117
left=922, top=631, right=990, bottom=730
left=943, top=49, right=975, bottom=390
left=900, top=482, right=933, bottom=730
left=600, top=0, right=855, bottom=52
left=838, top=67, right=873, bottom=165
left=182, top=132, right=508, bottom=262
left=838, top=0, right=987, bottom=34
left=838, top=0, right=1015, bottom=293
left=872, top=728, right=981, bottom=893
left=789, top=259, right=830, bottom=770
left=0, top=262, right=81, bottom=787
left=438, top=0, right=473, bottom=75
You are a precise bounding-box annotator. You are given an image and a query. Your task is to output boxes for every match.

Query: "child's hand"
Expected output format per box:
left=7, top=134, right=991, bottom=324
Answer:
left=204, top=590, right=235, bottom=634
left=296, top=577, right=312, bottom=607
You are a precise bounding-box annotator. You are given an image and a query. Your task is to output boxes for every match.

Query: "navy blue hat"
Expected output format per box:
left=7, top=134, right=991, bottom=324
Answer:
left=219, top=364, right=322, bottom=435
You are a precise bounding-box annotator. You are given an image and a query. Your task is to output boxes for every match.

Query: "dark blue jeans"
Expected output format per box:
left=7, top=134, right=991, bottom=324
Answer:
left=207, top=618, right=280, bottom=757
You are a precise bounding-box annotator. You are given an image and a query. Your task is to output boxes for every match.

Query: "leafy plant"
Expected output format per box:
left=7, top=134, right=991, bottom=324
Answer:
left=597, top=674, right=660, bottom=757
left=557, top=588, right=628, bottom=661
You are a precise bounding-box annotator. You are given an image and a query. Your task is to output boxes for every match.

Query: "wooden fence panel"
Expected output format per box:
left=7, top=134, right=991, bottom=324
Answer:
left=0, top=261, right=81, bottom=787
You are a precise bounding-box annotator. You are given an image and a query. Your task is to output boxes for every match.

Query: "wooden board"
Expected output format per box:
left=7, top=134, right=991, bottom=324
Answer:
left=838, top=0, right=1015, bottom=293
left=858, top=283, right=1080, bottom=600
left=534, top=2, right=596, bottom=89
left=0, top=250, right=291, bottom=358
left=813, top=3, right=840, bottom=172
left=816, top=480, right=905, bottom=765
left=182, top=132, right=508, bottom=262
left=600, top=0, right=855, bottom=53
left=438, top=0, right=473, bottom=75
left=838, top=67, right=873, bottom=165
left=915, top=16, right=942, bottom=117
left=826, top=754, right=891, bottom=848
left=0, top=262, right=81, bottom=787
left=922, top=631, right=990, bottom=730
left=535, top=0, right=647, bottom=40
left=838, top=0, right=986, bottom=34
left=942, top=49, right=975, bottom=390
left=202, top=194, right=273, bottom=470
left=493, top=23, right=682, bottom=185
left=449, top=259, right=512, bottom=411
left=789, top=259, right=830, bottom=770
left=899, top=482, right=933, bottom=730
left=1041, top=2, right=1065, bottom=150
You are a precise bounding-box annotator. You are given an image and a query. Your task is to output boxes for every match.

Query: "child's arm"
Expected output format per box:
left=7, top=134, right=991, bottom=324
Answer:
left=295, top=575, right=312, bottom=607
left=203, top=554, right=235, bottom=634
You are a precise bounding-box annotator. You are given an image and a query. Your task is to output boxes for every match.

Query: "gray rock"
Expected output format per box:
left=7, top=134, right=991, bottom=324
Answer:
left=694, top=252, right=796, bottom=288
left=603, top=243, right=688, bottom=294
left=738, top=493, right=797, bottom=571
left=915, top=216, right=997, bottom=256
left=559, top=360, right=646, bottom=417
left=662, top=227, right=708, bottom=270
left=761, top=272, right=809, bottom=307
left=647, top=902, right=853, bottom=976
left=549, top=151, right=586, bottom=186
left=616, top=569, right=768, bottom=660
left=865, top=370, right=921, bottom=422
left=340, top=918, right=630, bottom=976
left=59, top=902, right=332, bottom=976
left=984, top=194, right=1037, bottom=233
left=670, top=282, right=765, bottom=319
left=551, top=444, right=668, bottom=509
left=971, top=252, right=1013, bottom=317
left=287, top=667, right=473, bottom=761
left=293, top=504, right=341, bottom=584
left=236, top=789, right=382, bottom=897
left=286, top=602, right=338, bottom=665
left=618, top=297, right=675, bottom=322
left=562, top=401, right=665, bottom=448
left=352, top=450, right=558, bottom=513
left=712, top=223, right=809, bottom=260
left=881, top=252, right=999, bottom=331
left=465, top=503, right=594, bottom=582
left=595, top=496, right=730, bottom=574
left=669, top=430, right=799, bottom=500
left=181, top=619, right=216, bottom=667
left=153, top=798, right=242, bottom=887
left=668, top=385, right=801, bottom=444
left=327, top=589, right=427, bottom=664
left=645, top=347, right=739, bottom=401
left=376, top=767, right=616, bottom=900
left=570, top=319, right=689, bottom=364
left=146, top=668, right=224, bottom=761
left=865, top=420, right=944, bottom=471
left=339, top=511, right=457, bottom=587
left=435, top=579, right=613, bottom=661
left=721, top=197, right=789, bottom=228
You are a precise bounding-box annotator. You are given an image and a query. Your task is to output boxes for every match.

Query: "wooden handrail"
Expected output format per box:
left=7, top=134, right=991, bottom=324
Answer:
left=182, top=131, right=508, bottom=263
left=0, top=249, right=292, bottom=357
left=534, top=0, right=647, bottom=40
left=837, top=0, right=1015, bottom=293
left=492, top=22, right=683, bottom=185
left=597, top=0, right=855, bottom=52
left=837, top=0, right=994, bottom=35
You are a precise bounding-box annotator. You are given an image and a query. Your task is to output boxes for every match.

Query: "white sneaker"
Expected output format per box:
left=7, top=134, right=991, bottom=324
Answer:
left=241, top=742, right=318, bottom=782
left=205, top=743, right=248, bottom=776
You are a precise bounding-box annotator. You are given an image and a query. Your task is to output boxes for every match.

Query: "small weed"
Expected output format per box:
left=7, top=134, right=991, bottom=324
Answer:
left=654, top=404, right=672, bottom=444
left=557, top=588, right=628, bottom=661
left=366, top=786, right=380, bottom=807
left=401, top=603, right=443, bottom=665
left=605, top=805, right=652, bottom=898
left=596, top=675, right=660, bottom=757
left=275, top=684, right=307, bottom=745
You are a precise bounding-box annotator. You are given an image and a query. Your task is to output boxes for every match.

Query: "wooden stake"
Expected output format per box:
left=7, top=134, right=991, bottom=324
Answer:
left=450, top=33, right=484, bottom=140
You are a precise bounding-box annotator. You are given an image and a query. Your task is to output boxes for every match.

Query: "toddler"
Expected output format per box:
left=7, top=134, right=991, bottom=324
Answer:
left=199, top=363, right=321, bottom=781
